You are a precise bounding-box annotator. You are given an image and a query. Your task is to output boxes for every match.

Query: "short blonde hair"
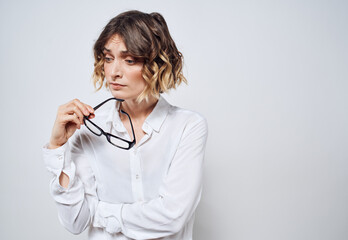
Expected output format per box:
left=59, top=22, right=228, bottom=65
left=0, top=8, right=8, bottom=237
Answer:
left=93, top=10, right=187, bottom=102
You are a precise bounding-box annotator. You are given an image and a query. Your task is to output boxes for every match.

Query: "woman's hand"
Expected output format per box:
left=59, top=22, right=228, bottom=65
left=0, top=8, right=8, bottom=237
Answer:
left=48, top=99, right=95, bottom=149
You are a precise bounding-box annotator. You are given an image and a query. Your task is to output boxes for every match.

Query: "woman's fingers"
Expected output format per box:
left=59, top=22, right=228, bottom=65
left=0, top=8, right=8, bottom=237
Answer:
left=86, top=104, right=94, bottom=114
left=63, top=99, right=94, bottom=125
left=71, top=99, right=94, bottom=116
left=57, top=98, right=95, bottom=130
left=61, top=114, right=82, bottom=129
left=50, top=98, right=94, bottom=148
left=72, top=105, right=85, bottom=124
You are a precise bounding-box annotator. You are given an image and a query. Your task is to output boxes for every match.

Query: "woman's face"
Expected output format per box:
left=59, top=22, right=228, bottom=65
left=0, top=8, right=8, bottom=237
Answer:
left=103, top=34, right=145, bottom=101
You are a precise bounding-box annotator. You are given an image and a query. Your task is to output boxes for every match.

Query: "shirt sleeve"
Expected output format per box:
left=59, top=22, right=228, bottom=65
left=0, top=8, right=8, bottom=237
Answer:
left=43, top=131, right=98, bottom=234
left=93, top=118, right=208, bottom=239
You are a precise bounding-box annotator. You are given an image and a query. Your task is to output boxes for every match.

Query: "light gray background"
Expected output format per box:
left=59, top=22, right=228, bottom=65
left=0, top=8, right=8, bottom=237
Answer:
left=0, top=0, right=347, bottom=239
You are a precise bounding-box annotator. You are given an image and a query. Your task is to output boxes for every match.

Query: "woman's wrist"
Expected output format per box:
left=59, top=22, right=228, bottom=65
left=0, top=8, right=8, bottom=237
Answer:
left=48, top=141, right=64, bottom=149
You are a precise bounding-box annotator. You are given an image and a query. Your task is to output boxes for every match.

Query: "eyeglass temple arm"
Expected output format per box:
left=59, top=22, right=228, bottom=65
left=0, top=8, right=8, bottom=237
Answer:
left=121, top=109, right=136, bottom=143
left=93, top=97, right=124, bottom=111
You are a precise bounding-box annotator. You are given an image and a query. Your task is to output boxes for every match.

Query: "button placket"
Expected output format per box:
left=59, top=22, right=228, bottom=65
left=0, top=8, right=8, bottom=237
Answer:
left=129, top=149, right=144, bottom=202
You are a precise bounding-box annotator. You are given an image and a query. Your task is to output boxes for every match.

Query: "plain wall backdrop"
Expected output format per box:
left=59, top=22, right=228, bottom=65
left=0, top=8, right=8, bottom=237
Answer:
left=0, top=0, right=347, bottom=239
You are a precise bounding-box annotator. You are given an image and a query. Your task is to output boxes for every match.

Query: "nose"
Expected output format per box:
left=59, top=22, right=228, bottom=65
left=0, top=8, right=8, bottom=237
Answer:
left=109, top=59, right=122, bottom=80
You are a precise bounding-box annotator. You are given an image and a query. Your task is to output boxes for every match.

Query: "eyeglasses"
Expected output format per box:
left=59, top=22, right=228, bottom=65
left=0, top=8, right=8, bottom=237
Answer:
left=83, top=97, right=136, bottom=150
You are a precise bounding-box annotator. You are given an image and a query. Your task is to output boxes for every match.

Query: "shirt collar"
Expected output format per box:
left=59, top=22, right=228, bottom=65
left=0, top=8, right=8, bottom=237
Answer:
left=144, top=95, right=170, bottom=133
left=105, top=95, right=170, bottom=133
left=106, top=100, right=126, bottom=133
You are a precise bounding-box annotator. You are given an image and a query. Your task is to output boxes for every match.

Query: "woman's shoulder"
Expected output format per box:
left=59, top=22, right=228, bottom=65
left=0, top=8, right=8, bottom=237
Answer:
left=164, top=100, right=208, bottom=133
left=169, top=104, right=206, bottom=123
left=164, top=103, right=208, bottom=143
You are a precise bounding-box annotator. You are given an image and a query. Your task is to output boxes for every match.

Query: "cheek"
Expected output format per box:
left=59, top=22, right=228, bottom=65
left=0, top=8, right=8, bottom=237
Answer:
left=128, top=67, right=145, bottom=86
left=103, top=64, right=111, bottom=78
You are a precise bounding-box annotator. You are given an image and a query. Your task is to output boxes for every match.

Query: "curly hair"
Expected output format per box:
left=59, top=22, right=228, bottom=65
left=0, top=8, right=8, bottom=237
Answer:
left=92, top=10, right=187, bottom=102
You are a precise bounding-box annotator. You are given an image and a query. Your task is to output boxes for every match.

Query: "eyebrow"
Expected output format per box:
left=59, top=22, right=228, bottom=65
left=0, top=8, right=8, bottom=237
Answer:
left=102, top=47, right=129, bottom=56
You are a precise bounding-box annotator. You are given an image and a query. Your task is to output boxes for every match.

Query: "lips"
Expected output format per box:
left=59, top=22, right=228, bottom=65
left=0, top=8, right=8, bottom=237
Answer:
left=109, top=82, right=126, bottom=90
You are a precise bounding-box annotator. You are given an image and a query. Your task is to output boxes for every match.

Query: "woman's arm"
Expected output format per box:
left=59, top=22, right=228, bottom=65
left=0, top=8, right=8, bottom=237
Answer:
left=43, top=130, right=98, bottom=234
left=93, top=118, right=208, bottom=239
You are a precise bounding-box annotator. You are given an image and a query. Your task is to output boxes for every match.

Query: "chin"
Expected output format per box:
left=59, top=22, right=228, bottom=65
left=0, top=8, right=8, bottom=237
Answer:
left=110, top=91, right=126, bottom=100
left=110, top=90, right=135, bottom=102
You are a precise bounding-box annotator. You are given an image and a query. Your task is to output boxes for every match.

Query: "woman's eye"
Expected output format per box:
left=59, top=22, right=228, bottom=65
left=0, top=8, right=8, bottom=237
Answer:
left=104, top=57, right=113, bottom=62
left=125, top=59, right=135, bottom=64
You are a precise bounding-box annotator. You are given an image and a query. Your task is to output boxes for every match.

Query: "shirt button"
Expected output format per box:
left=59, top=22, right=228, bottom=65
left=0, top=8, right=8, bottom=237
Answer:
left=136, top=174, right=139, bottom=179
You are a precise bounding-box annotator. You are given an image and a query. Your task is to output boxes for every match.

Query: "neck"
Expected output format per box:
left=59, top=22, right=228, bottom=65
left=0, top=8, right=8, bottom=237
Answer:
left=120, top=96, right=158, bottom=120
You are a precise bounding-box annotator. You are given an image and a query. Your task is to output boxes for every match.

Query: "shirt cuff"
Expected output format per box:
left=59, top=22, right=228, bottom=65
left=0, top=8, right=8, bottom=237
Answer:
left=42, top=141, right=69, bottom=176
left=93, top=201, right=123, bottom=234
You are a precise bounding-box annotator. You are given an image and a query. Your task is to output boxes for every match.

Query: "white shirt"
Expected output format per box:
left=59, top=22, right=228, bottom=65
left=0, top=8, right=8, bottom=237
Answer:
left=43, top=96, right=208, bottom=240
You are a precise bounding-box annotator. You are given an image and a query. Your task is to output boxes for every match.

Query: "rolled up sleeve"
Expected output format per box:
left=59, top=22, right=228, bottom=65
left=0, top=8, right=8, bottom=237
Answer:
left=43, top=131, right=98, bottom=234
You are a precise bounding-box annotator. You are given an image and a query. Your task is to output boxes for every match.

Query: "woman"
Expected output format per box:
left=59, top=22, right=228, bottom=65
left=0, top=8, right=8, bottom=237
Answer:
left=43, top=10, right=208, bottom=240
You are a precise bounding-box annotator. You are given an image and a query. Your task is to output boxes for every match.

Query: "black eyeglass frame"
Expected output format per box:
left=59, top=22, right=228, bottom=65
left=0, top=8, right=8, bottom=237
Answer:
left=83, top=97, right=136, bottom=150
